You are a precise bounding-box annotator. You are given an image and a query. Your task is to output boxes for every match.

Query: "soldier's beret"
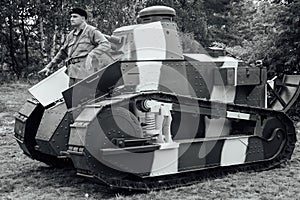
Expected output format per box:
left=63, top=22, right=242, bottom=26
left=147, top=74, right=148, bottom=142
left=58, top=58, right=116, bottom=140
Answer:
left=70, top=7, right=87, bottom=19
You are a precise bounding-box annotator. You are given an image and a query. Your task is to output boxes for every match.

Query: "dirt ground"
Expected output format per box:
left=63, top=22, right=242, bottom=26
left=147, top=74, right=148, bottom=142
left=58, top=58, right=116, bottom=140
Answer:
left=1, top=83, right=300, bottom=200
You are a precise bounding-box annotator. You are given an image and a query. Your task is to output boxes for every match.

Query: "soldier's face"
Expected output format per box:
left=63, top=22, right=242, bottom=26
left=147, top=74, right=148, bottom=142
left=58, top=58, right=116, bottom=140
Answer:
left=70, top=14, right=85, bottom=27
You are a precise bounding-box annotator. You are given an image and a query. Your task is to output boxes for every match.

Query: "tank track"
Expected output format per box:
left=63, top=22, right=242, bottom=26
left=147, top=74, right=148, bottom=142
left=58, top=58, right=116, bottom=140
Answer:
left=77, top=92, right=297, bottom=191
left=14, top=98, right=73, bottom=168
left=90, top=137, right=295, bottom=191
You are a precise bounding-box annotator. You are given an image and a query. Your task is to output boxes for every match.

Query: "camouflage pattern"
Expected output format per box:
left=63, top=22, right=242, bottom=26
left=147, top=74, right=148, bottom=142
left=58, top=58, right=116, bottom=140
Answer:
left=14, top=6, right=299, bottom=190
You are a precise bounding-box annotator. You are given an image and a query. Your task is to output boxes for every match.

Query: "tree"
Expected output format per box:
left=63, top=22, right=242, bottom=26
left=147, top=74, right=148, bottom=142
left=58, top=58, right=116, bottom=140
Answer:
left=265, top=0, right=300, bottom=74
left=0, top=0, right=298, bottom=81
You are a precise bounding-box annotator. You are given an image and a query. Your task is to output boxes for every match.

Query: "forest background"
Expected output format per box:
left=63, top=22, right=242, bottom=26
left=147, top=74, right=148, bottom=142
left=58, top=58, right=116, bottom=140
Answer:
left=0, top=0, right=299, bottom=81
left=0, top=1, right=300, bottom=199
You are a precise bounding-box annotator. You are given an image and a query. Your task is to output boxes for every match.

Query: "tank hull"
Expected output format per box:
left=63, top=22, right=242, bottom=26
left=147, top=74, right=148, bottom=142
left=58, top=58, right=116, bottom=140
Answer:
left=66, top=92, right=296, bottom=190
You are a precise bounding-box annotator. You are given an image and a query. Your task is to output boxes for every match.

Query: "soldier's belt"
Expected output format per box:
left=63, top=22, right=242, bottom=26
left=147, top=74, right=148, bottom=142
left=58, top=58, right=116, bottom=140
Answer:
left=66, top=57, right=85, bottom=65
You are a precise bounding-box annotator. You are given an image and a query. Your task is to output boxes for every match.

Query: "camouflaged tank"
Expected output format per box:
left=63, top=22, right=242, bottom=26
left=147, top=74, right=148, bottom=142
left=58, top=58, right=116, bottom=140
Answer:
left=15, top=6, right=299, bottom=190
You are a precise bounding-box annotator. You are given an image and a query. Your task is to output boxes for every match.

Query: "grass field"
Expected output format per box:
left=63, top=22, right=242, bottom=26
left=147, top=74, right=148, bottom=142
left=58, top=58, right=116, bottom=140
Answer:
left=1, top=83, right=300, bottom=200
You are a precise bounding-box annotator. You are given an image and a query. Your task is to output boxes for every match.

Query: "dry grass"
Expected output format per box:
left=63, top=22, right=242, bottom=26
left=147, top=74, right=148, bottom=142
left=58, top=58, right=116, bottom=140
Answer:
left=1, top=83, right=300, bottom=200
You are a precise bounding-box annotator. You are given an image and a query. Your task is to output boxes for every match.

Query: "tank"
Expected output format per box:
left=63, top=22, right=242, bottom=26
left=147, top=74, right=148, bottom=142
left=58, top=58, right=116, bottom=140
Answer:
left=15, top=6, right=298, bottom=190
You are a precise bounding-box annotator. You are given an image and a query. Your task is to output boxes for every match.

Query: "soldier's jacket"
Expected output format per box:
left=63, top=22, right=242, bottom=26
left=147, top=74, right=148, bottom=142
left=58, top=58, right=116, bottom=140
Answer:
left=50, top=23, right=111, bottom=79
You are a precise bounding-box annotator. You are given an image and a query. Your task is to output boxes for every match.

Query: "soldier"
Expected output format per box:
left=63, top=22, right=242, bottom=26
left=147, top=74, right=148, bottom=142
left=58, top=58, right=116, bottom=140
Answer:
left=39, top=7, right=111, bottom=86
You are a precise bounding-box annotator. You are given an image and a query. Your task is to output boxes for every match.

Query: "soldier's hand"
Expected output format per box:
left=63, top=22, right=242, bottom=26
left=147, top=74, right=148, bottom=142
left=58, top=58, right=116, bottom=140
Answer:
left=38, top=64, right=52, bottom=76
left=85, top=54, right=93, bottom=70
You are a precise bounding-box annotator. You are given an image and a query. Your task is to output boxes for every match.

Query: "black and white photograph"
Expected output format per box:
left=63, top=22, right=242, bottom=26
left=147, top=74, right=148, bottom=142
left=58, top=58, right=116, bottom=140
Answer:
left=0, top=0, right=299, bottom=199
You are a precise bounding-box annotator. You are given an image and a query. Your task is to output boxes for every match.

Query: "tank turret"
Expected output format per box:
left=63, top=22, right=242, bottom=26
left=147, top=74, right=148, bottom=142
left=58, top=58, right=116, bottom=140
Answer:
left=109, top=5, right=183, bottom=61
